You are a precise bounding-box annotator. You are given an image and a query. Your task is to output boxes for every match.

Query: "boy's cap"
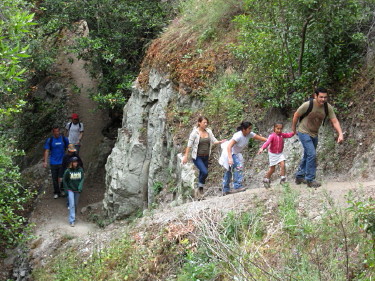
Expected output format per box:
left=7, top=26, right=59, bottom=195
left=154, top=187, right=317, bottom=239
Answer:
left=70, top=156, right=79, bottom=162
left=68, top=144, right=76, bottom=152
left=71, top=113, right=79, bottom=119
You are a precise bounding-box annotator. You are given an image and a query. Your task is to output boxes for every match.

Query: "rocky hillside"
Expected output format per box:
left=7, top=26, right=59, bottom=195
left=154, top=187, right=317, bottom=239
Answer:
left=103, top=0, right=375, bottom=219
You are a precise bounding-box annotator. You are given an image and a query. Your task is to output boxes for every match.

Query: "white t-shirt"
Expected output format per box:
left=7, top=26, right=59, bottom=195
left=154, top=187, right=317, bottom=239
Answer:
left=231, top=131, right=255, bottom=154
left=65, top=122, right=84, bottom=144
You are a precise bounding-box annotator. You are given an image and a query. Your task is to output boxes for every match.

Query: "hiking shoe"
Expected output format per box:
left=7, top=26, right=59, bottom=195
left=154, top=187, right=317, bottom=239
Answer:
left=280, top=177, right=287, bottom=184
left=295, top=177, right=307, bottom=185
left=70, top=222, right=75, bottom=227
left=222, top=191, right=232, bottom=196
left=233, top=187, right=246, bottom=193
left=54, top=194, right=58, bottom=199
left=263, top=178, right=271, bottom=188
left=307, top=180, right=321, bottom=188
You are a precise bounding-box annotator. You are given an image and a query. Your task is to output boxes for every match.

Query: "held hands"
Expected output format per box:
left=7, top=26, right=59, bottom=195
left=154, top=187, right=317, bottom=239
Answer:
left=228, top=158, right=233, bottom=166
left=43, top=161, right=47, bottom=168
left=181, top=155, right=188, bottom=164
left=220, top=139, right=227, bottom=144
left=257, top=147, right=264, bottom=155
left=337, top=134, right=344, bottom=143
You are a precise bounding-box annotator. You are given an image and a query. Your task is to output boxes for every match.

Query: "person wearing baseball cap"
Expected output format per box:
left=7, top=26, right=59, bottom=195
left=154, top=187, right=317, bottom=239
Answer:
left=65, top=113, right=84, bottom=155
left=62, top=156, right=84, bottom=227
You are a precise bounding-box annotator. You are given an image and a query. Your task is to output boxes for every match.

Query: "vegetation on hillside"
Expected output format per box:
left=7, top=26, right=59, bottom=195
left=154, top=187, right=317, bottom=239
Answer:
left=32, top=186, right=375, bottom=280
left=142, top=0, right=375, bottom=133
left=0, top=0, right=35, bottom=252
left=30, top=0, right=176, bottom=111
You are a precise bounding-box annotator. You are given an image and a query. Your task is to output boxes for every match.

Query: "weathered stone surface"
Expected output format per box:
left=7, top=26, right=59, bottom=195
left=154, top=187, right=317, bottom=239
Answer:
left=104, top=70, right=197, bottom=219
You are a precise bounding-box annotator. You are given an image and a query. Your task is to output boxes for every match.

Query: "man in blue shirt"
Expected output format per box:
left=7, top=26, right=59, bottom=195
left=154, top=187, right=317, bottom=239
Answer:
left=43, top=126, right=69, bottom=198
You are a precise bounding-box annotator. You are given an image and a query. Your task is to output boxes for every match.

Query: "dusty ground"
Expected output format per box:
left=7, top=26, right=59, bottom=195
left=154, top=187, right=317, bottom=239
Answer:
left=22, top=178, right=375, bottom=275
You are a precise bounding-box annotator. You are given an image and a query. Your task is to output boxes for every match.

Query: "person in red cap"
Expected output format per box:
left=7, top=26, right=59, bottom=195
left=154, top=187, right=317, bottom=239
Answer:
left=65, top=113, right=84, bottom=155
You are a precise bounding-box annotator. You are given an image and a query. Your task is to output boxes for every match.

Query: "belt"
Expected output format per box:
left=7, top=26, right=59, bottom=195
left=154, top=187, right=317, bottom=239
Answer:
left=197, top=154, right=209, bottom=157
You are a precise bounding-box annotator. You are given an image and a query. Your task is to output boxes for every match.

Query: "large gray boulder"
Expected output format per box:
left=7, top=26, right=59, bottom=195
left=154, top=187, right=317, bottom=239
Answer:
left=103, top=69, right=196, bottom=219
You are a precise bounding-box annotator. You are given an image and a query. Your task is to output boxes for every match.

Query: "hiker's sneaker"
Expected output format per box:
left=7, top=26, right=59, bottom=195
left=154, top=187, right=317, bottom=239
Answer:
left=222, top=190, right=232, bottom=196
left=263, top=178, right=271, bottom=188
left=53, top=194, right=58, bottom=199
left=233, top=187, right=246, bottom=193
left=295, top=177, right=306, bottom=185
left=280, top=177, right=287, bottom=184
left=70, top=222, right=75, bottom=227
left=307, top=180, right=321, bottom=188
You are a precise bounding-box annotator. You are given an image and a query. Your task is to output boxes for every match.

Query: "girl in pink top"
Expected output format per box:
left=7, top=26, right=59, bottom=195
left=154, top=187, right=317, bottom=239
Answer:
left=258, top=123, right=294, bottom=188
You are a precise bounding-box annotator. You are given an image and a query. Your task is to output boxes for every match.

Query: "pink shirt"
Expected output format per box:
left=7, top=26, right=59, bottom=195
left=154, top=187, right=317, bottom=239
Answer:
left=261, top=132, right=295, bottom=154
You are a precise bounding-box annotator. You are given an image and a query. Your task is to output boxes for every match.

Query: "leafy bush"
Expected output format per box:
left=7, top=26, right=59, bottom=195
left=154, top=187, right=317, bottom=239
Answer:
left=180, top=0, right=242, bottom=42
left=348, top=196, right=375, bottom=238
left=0, top=0, right=36, bottom=252
left=0, top=0, right=34, bottom=115
left=232, top=0, right=375, bottom=109
left=0, top=137, right=34, bottom=250
left=204, top=73, right=244, bottom=133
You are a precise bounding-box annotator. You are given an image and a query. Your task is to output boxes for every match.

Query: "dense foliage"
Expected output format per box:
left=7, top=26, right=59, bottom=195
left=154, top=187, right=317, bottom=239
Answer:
left=0, top=0, right=35, bottom=251
left=233, top=0, right=375, bottom=108
left=31, top=0, right=175, bottom=111
left=0, top=0, right=34, bottom=116
left=0, top=138, right=33, bottom=250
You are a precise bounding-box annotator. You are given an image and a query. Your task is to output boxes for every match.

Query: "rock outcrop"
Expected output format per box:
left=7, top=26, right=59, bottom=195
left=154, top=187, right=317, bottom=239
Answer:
left=104, top=69, right=197, bottom=219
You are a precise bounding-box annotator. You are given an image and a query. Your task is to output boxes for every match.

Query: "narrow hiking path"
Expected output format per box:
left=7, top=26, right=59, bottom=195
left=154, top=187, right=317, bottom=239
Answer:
left=140, top=179, right=375, bottom=226
left=27, top=178, right=375, bottom=270
left=27, top=22, right=109, bottom=267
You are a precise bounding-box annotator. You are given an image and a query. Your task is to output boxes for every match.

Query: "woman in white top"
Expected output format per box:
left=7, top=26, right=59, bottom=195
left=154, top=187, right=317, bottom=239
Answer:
left=223, top=121, right=266, bottom=195
left=182, top=116, right=226, bottom=198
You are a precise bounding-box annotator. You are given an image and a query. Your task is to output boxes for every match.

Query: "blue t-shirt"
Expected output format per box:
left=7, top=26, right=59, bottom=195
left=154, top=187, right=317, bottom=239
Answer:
left=44, top=136, right=69, bottom=165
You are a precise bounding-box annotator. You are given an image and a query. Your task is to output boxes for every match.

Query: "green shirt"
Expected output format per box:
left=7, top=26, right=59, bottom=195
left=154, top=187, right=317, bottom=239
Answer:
left=63, top=167, right=84, bottom=192
left=297, top=100, right=336, bottom=137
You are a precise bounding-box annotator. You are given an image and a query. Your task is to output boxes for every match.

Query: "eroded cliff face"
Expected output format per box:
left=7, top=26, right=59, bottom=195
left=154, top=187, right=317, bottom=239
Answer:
left=104, top=69, right=198, bottom=219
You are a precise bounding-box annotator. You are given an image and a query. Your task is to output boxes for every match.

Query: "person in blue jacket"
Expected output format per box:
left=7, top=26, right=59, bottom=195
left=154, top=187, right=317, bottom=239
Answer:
left=43, top=125, right=69, bottom=199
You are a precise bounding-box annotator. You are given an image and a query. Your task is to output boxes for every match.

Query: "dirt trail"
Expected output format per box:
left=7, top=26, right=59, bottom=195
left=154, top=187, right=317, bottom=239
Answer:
left=25, top=21, right=109, bottom=268
left=142, top=180, right=375, bottom=226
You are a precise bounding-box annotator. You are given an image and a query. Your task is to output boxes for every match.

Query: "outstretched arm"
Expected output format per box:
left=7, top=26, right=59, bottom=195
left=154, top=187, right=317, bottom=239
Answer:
left=330, top=118, right=344, bottom=143
left=214, top=139, right=227, bottom=145
left=291, top=111, right=300, bottom=135
left=253, top=134, right=267, bottom=142
left=182, top=147, right=191, bottom=164
left=227, top=139, right=236, bottom=166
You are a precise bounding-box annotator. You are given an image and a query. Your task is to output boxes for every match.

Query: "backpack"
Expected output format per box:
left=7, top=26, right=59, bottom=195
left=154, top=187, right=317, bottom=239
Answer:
left=49, top=135, right=69, bottom=150
left=299, top=98, right=329, bottom=126
left=68, top=122, right=82, bottom=130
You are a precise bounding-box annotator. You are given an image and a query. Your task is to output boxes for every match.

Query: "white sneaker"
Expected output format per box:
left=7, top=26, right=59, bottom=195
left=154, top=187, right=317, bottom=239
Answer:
left=54, top=194, right=58, bottom=199
left=263, top=178, right=270, bottom=188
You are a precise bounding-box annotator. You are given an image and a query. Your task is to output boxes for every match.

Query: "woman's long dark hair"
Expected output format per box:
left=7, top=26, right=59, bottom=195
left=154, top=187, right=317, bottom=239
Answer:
left=237, top=121, right=252, bottom=131
left=197, top=116, right=209, bottom=127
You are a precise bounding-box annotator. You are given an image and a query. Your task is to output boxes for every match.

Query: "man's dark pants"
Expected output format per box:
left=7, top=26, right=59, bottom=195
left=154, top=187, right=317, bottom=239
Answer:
left=50, top=164, right=63, bottom=195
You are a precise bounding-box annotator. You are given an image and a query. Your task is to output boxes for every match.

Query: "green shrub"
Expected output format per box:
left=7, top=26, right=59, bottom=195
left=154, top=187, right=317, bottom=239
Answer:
left=204, top=73, right=244, bottom=133
left=232, top=0, right=374, bottom=109
left=0, top=137, right=34, bottom=250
